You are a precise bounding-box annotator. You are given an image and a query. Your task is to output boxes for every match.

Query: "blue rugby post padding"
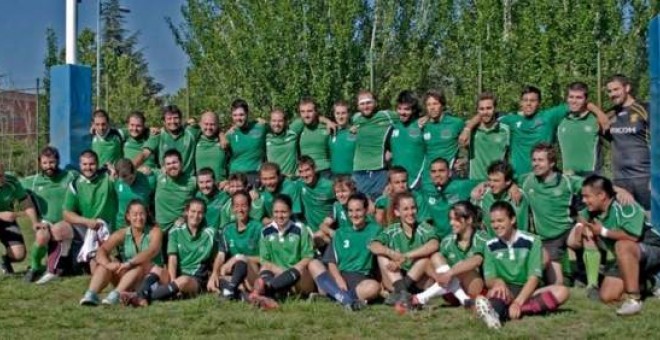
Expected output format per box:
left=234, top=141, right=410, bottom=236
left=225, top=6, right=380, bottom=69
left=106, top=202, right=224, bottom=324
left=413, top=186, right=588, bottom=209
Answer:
left=650, top=16, right=660, bottom=226
left=49, top=64, right=92, bottom=168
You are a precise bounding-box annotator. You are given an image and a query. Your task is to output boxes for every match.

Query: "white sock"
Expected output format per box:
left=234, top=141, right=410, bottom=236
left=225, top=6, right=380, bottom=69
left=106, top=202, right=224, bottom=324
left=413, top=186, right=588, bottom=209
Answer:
left=414, top=265, right=452, bottom=304
left=447, top=278, right=470, bottom=305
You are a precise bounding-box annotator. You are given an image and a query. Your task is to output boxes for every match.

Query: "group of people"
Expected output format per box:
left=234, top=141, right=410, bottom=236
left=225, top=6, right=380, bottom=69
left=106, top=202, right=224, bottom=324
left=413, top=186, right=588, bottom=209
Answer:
left=0, top=73, right=655, bottom=329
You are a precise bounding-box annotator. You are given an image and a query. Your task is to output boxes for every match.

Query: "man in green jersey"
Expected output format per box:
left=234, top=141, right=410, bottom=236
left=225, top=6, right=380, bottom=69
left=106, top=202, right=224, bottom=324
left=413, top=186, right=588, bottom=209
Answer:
left=389, top=91, right=426, bottom=188
left=90, top=109, right=124, bottom=167
left=570, top=176, right=660, bottom=316
left=255, top=162, right=301, bottom=223
left=295, top=98, right=332, bottom=177
left=134, top=105, right=200, bottom=178
left=154, top=150, right=197, bottom=237
left=21, top=147, right=78, bottom=282
left=195, top=111, right=227, bottom=182
left=329, top=101, right=356, bottom=177
left=557, top=82, right=609, bottom=176
left=266, top=109, right=298, bottom=177
left=121, top=111, right=158, bottom=172
left=113, top=159, right=155, bottom=230
left=465, top=92, right=510, bottom=181
left=352, top=90, right=398, bottom=200
left=195, top=168, right=225, bottom=230
left=297, top=156, right=335, bottom=245
left=474, top=161, right=529, bottom=237
left=225, top=99, right=267, bottom=186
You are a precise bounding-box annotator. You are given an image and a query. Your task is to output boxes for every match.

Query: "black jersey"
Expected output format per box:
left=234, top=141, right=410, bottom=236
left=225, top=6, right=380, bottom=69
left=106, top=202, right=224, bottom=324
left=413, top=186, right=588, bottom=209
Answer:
left=607, top=102, right=650, bottom=179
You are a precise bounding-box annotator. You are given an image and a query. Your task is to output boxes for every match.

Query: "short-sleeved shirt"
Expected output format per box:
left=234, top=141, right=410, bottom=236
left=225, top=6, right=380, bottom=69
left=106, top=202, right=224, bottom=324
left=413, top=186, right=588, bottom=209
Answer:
left=331, top=202, right=351, bottom=230
left=121, top=129, right=158, bottom=169
left=521, top=172, right=582, bottom=240
left=266, top=129, right=299, bottom=177
left=196, top=190, right=226, bottom=230
left=440, top=230, right=488, bottom=267
left=21, top=170, right=77, bottom=223
left=259, top=179, right=302, bottom=217
left=92, top=128, right=124, bottom=166
left=0, top=174, right=28, bottom=212
left=299, top=178, right=335, bottom=231
left=154, top=171, right=197, bottom=231
left=469, top=122, right=510, bottom=181
left=423, top=113, right=464, bottom=165
left=476, top=189, right=530, bottom=238
left=293, top=120, right=331, bottom=172
left=329, top=127, right=357, bottom=176
left=418, top=179, right=479, bottom=239
left=63, top=171, right=118, bottom=229
left=195, top=134, right=228, bottom=181
left=373, top=222, right=438, bottom=271
left=167, top=224, right=217, bottom=277
left=607, top=102, right=650, bottom=179
left=122, top=225, right=163, bottom=266
left=324, top=221, right=382, bottom=275
left=259, top=221, right=314, bottom=269
left=228, top=121, right=267, bottom=174
left=390, top=119, right=426, bottom=187
left=557, top=112, right=601, bottom=175
left=145, top=126, right=200, bottom=177
left=218, top=193, right=264, bottom=229
left=352, top=110, right=397, bottom=171
left=498, top=104, right=568, bottom=177
left=483, top=230, right=543, bottom=286
left=114, top=172, right=155, bottom=228
left=374, top=192, right=426, bottom=226
left=219, top=219, right=262, bottom=257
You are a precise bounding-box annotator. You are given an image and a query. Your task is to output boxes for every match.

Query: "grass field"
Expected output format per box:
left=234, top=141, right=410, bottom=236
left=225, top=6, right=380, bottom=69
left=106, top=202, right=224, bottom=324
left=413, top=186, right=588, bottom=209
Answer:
left=3, top=223, right=660, bottom=339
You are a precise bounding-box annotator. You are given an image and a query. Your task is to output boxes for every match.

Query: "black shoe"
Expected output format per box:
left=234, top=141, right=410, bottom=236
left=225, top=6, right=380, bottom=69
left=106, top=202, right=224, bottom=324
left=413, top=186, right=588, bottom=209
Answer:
left=1, top=256, right=14, bottom=275
left=218, top=289, right=238, bottom=302
left=23, top=267, right=42, bottom=282
left=384, top=292, right=401, bottom=306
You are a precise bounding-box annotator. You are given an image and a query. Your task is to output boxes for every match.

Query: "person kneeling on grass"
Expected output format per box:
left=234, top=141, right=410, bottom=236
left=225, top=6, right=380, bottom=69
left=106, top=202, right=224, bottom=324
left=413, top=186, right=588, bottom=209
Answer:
left=80, top=200, right=164, bottom=306
left=369, top=192, right=439, bottom=310
left=404, top=201, right=487, bottom=312
left=308, top=193, right=382, bottom=311
left=248, top=195, right=315, bottom=310
left=475, top=201, right=569, bottom=329
left=208, top=191, right=262, bottom=301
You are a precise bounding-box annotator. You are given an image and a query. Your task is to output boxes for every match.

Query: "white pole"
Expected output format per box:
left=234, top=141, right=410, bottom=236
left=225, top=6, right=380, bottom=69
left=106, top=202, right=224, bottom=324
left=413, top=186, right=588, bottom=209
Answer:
left=65, top=0, right=77, bottom=64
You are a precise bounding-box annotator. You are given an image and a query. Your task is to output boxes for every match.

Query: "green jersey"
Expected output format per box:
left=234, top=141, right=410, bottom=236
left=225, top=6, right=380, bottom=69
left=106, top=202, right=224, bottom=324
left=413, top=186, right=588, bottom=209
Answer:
left=195, top=135, right=228, bottom=181
left=21, top=170, right=77, bottom=223
left=440, top=230, right=488, bottom=267
left=324, top=221, right=382, bottom=275
left=423, top=113, right=464, bottom=166
left=260, top=221, right=314, bottom=269
left=266, top=129, right=299, bottom=177
left=521, top=172, right=582, bottom=240
left=154, top=171, right=197, bottom=231
left=373, top=222, right=438, bottom=270
left=390, top=119, right=426, bottom=187
left=557, top=112, right=601, bottom=175
left=329, top=127, right=357, bottom=176
left=499, top=104, right=568, bottom=177
left=92, top=128, right=124, bottom=166
left=331, top=202, right=351, bottom=230
left=293, top=120, right=331, bottom=172
left=483, top=231, right=543, bottom=286
left=196, top=190, right=226, bottom=230
left=218, top=192, right=264, bottom=229
left=228, top=121, right=266, bottom=174
left=167, top=223, right=217, bottom=276
left=114, top=172, right=155, bottom=228
left=469, top=122, right=510, bottom=181
left=121, top=129, right=158, bottom=169
left=121, top=225, right=163, bottom=266
left=219, top=219, right=262, bottom=257
left=299, top=178, right=335, bottom=231
left=0, top=173, right=28, bottom=212
left=145, top=126, right=200, bottom=177
left=352, top=110, right=397, bottom=171
left=418, top=179, right=479, bottom=238
left=476, top=189, right=530, bottom=238
left=259, top=179, right=302, bottom=216
left=63, top=171, right=118, bottom=229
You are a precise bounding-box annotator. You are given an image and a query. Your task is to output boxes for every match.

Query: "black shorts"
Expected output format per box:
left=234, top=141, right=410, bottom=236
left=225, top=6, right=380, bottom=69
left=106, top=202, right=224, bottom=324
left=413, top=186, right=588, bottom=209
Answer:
left=542, top=230, right=570, bottom=262
left=341, top=271, right=371, bottom=291
left=0, top=220, right=25, bottom=247
left=614, top=177, right=650, bottom=211
left=604, top=243, right=660, bottom=278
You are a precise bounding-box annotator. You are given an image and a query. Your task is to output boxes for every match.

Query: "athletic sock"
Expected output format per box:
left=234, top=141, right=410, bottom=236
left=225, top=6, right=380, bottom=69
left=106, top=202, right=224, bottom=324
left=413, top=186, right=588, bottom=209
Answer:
left=269, top=268, right=301, bottom=293
left=489, top=298, right=508, bottom=320
left=229, top=260, right=248, bottom=290
left=314, top=272, right=351, bottom=305
left=402, top=275, right=415, bottom=291
left=561, top=252, right=572, bottom=282
left=520, top=291, right=560, bottom=315
left=60, top=239, right=72, bottom=256
left=393, top=279, right=407, bottom=294
left=137, top=273, right=160, bottom=300
left=415, top=283, right=448, bottom=304
left=150, top=282, right=180, bottom=301
left=46, top=242, right=62, bottom=274
left=448, top=278, right=470, bottom=305
left=29, top=244, right=47, bottom=271
left=583, top=248, right=601, bottom=287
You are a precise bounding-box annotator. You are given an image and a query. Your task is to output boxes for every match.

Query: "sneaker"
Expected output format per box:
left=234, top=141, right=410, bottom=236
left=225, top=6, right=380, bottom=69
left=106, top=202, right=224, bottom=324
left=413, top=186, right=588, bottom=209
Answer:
left=79, top=291, right=100, bottom=306
left=247, top=292, right=279, bottom=310
left=586, top=286, right=600, bottom=301
left=35, top=272, right=59, bottom=285
left=384, top=292, right=401, bottom=306
left=218, top=288, right=238, bottom=302
left=616, top=298, right=643, bottom=316
left=0, top=256, right=14, bottom=275
left=344, top=299, right=366, bottom=312
left=102, top=291, right=120, bottom=305
left=393, top=291, right=417, bottom=315
left=23, top=267, right=43, bottom=283
left=475, top=296, right=501, bottom=329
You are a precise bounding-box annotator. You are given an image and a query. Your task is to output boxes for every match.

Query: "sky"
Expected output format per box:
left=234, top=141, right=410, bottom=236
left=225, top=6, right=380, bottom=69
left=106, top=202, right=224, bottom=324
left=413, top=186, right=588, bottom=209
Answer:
left=0, top=0, right=188, bottom=93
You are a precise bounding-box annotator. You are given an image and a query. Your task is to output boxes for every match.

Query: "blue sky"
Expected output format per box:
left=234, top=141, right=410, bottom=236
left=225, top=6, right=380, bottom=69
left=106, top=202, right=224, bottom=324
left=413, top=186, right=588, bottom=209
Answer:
left=0, top=0, right=187, bottom=93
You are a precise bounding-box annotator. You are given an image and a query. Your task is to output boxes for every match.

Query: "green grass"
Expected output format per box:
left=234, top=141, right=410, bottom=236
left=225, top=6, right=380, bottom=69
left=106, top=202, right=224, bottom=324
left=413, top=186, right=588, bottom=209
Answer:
left=4, top=221, right=660, bottom=338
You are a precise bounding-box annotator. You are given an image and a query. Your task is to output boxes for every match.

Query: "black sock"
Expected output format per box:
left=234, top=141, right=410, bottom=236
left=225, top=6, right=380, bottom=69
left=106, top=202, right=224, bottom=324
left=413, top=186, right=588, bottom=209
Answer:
left=489, top=298, right=508, bottom=321
left=393, top=279, right=407, bottom=294
left=269, top=268, right=301, bottom=292
left=402, top=275, right=415, bottom=291
left=137, top=273, right=160, bottom=300
left=150, top=282, right=180, bottom=301
left=230, top=260, right=248, bottom=289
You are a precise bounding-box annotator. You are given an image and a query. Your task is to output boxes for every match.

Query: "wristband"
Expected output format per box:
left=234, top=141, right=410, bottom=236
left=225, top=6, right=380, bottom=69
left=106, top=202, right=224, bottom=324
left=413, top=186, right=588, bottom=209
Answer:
left=600, top=227, right=610, bottom=238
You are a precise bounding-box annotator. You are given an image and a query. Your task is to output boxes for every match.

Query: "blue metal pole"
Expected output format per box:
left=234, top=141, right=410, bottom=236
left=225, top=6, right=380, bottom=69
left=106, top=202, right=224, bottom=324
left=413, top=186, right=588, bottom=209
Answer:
left=649, top=16, right=660, bottom=226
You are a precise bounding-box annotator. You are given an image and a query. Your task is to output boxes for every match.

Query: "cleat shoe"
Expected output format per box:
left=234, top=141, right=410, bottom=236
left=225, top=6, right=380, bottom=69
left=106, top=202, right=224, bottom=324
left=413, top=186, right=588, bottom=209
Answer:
left=384, top=292, right=401, bottom=306
left=1, top=256, right=14, bottom=275
left=616, top=298, right=642, bottom=316
left=23, top=268, right=43, bottom=283
left=102, top=290, right=120, bottom=305
left=475, top=296, right=501, bottom=329
left=36, top=272, right=59, bottom=285
left=79, top=291, right=100, bottom=306
left=393, top=291, right=416, bottom=315
left=586, top=286, right=600, bottom=301
left=218, top=288, right=238, bottom=302
left=344, top=300, right=366, bottom=312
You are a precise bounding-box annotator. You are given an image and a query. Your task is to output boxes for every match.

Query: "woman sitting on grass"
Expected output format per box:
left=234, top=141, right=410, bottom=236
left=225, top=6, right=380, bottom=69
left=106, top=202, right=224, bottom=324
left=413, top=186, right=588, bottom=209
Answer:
left=475, top=201, right=570, bottom=329
left=79, top=200, right=164, bottom=306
